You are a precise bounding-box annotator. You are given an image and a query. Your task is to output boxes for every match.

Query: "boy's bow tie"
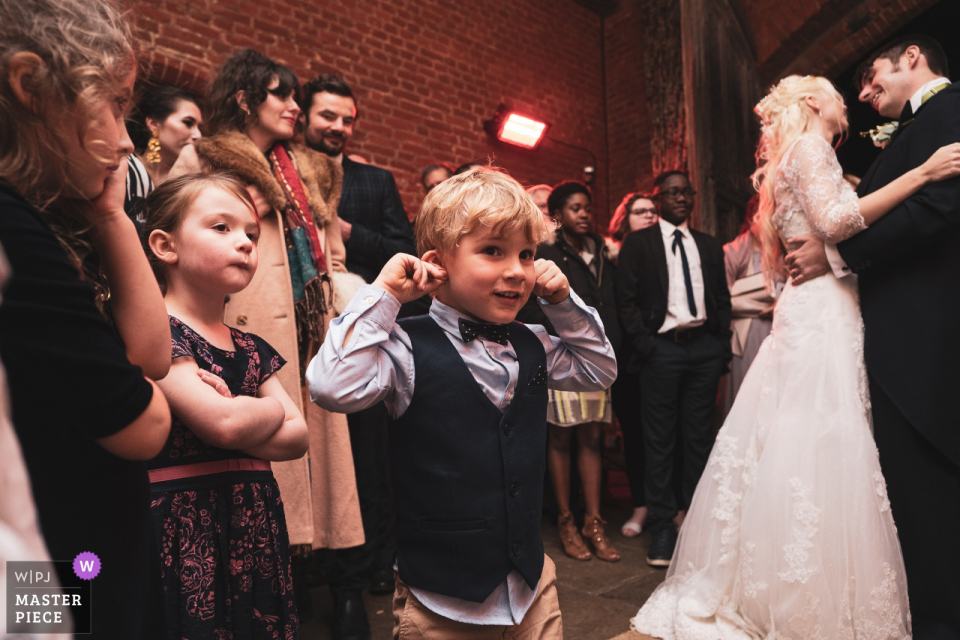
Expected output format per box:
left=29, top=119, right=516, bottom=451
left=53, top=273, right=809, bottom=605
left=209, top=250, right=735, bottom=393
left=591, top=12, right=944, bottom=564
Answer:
left=458, top=318, right=510, bottom=346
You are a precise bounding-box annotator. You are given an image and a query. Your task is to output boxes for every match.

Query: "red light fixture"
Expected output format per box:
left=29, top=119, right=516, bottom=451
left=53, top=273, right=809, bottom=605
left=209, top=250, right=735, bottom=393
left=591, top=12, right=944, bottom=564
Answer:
left=498, top=113, right=547, bottom=148
left=485, top=105, right=550, bottom=150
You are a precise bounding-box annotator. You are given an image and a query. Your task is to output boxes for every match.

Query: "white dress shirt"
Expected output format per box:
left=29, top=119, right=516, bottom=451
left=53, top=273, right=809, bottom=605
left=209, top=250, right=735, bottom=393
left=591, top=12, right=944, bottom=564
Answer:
left=826, top=76, right=952, bottom=277
left=307, top=285, right=617, bottom=625
left=657, top=217, right=706, bottom=332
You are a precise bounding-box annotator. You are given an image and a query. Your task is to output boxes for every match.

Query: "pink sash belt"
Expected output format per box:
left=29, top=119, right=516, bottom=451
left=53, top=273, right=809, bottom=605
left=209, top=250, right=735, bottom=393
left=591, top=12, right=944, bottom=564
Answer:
left=148, top=459, right=271, bottom=483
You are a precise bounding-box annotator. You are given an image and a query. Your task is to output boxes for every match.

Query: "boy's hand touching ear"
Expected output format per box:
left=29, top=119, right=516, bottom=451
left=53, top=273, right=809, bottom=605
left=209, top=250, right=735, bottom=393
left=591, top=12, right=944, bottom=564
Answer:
left=533, top=259, right=570, bottom=305
left=373, top=253, right=447, bottom=305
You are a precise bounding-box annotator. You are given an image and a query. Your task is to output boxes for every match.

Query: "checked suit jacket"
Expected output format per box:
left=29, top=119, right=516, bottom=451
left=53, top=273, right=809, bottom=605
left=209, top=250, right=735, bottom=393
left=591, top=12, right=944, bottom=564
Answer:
left=338, top=156, right=417, bottom=283
left=837, top=81, right=960, bottom=467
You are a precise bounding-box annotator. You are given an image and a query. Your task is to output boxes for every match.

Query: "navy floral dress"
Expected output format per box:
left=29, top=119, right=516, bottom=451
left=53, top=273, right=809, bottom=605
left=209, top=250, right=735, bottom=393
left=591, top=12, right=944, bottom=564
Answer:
left=148, top=317, right=298, bottom=640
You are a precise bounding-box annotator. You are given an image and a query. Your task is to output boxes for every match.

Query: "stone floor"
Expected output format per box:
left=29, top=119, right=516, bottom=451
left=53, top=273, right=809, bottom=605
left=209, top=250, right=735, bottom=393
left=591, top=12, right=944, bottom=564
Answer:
left=299, top=506, right=662, bottom=640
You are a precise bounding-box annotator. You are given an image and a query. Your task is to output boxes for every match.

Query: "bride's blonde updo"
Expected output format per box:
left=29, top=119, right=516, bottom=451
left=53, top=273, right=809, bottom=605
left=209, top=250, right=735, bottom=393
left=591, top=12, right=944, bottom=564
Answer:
left=751, top=75, right=846, bottom=283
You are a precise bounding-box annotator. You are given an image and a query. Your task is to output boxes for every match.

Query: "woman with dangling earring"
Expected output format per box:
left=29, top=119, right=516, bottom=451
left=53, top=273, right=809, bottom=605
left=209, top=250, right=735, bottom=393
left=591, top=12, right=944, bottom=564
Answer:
left=124, top=83, right=203, bottom=219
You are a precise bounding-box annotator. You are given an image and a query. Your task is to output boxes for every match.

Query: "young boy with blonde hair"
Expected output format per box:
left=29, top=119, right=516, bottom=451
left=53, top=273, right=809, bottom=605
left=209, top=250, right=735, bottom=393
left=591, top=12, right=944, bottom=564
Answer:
left=308, top=168, right=617, bottom=639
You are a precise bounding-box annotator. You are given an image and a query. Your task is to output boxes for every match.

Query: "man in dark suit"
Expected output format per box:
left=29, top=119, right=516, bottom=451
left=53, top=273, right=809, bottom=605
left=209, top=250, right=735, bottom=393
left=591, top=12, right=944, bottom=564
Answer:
left=616, top=171, right=731, bottom=568
left=302, top=75, right=417, bottom=640
left=301, top=75, right=416, bottom=283
left=787, top=36, right=960, bottom=638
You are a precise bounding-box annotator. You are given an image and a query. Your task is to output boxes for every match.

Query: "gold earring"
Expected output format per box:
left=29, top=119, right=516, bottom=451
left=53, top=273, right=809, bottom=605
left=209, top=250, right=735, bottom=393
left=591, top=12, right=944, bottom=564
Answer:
left=146, top=129, right=161, bottom=164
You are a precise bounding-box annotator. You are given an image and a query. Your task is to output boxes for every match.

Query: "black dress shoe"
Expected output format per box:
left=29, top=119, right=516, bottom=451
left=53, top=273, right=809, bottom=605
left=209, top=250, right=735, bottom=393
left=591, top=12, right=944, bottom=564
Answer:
left=332, top=590, right=371, bottom=640
left=368, top=568, right=395, bottom=595
left=646, top=522, right=677, bottom=568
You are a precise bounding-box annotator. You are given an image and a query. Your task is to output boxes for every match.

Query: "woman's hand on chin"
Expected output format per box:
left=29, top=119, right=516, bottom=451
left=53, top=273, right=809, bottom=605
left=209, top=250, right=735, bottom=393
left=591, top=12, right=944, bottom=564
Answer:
left=83, top=156, right=128, bottom=229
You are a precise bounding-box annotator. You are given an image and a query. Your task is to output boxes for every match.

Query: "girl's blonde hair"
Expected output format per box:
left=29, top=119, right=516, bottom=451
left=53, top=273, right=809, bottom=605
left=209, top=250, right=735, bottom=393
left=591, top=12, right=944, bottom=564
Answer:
left=0, top=0, right=135, bottom=205
left=140, top=172, right=258, bottom=294
left=416, top=167, right=552, bottom=256
left=751, top=75, right=847, bottom=283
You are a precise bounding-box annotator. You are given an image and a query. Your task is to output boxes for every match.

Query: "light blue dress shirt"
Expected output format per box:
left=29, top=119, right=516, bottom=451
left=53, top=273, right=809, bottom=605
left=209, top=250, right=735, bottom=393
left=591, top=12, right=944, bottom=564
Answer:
left=307, top=285, right=617, bottom=625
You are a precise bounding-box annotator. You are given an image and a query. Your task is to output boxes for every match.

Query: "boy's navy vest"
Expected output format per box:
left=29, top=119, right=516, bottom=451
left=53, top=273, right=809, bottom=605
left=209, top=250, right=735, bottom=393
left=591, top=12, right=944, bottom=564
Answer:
left=390, top=316, right=548, bottom=603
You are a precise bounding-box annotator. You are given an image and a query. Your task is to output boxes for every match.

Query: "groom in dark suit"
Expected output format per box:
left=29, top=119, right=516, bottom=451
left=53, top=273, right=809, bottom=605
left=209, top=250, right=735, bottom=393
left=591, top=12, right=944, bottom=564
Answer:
left=788, top=36, right=960, bottom=638
left=617, top=171, right=731, bottom=567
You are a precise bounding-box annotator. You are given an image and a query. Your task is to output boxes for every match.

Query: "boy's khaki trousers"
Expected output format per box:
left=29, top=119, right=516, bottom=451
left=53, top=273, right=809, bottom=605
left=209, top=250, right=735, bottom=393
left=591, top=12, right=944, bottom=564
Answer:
left=392, top=555, right=563, bottom=639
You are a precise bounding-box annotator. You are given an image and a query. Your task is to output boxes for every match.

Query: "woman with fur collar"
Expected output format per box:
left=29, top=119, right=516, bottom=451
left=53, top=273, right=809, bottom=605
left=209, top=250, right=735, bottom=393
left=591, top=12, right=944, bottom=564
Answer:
left=174, top=49, right=363, bottom=563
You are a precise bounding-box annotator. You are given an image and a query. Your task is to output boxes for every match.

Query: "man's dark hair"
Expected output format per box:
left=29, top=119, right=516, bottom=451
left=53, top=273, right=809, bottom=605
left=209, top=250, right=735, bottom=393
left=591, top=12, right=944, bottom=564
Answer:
left=206, top=48, right=300, bottom=135
left=454, top=162, right=485, bottom=176
left=420, top=162, right=454, bottom=186
left=547, top=180, right=591, bottom=217
left=855, top=35, right=950, bottom=90
left=653, top=170, right=690, bottom=191
left=300, top=74, right=358, bottom=120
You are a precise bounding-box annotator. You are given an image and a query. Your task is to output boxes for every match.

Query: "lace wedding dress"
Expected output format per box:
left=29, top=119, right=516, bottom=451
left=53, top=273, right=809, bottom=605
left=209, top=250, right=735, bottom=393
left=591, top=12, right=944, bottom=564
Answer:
left=631, top=134, right=911, bottom=640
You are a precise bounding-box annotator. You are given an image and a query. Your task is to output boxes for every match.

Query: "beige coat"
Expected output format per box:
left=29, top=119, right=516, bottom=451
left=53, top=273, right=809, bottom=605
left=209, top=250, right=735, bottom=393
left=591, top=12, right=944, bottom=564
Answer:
left=185, top=131, right=364, bottom=549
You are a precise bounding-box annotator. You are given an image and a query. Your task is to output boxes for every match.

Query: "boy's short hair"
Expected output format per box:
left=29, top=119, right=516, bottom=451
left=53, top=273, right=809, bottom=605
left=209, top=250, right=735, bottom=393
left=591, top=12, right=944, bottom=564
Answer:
left=415, top=167, right=552, bottom=256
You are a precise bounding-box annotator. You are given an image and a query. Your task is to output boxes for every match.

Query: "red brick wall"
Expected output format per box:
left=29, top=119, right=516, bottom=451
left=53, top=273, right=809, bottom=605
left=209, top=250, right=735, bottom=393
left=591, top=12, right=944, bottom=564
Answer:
left=126, top=0, right=610, bottom=227
left=604, top=0, right=654, bottom=220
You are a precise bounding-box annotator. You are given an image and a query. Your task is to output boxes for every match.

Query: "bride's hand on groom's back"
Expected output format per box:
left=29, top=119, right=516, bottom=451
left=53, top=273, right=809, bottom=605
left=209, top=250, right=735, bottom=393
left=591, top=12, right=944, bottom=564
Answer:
left=785, top=234, right=830, bottom=285
left=921, top=143, right=960, bottom=183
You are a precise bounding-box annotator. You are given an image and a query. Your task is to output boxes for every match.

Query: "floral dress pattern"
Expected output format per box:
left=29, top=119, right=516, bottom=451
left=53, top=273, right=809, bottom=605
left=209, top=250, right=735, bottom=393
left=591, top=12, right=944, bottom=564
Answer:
left=148, top=317, right=298, bottom=640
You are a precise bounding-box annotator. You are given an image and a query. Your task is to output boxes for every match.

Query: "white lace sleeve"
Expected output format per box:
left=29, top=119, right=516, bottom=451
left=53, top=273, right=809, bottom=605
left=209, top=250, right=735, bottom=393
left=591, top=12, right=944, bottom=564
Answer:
left=782, top=134, right=866, bottom=243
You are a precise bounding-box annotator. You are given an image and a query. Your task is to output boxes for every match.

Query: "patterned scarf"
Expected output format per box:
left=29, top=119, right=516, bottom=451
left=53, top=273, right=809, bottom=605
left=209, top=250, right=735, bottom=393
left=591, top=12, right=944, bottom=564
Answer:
left=268, top=142, right=331, bottom=367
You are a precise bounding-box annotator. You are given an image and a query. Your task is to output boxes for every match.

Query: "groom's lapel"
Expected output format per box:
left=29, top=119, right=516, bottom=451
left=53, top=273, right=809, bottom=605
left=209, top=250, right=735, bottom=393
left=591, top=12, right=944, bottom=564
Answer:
left=886, top=101, right=915, bottom=147
left=888, top=82, right=951, bottom=145
left=860, top=98, right=918, bottom=195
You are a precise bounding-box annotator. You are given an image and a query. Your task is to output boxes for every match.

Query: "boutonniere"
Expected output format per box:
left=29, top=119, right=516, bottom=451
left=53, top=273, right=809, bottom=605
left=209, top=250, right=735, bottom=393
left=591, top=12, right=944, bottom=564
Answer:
left=860, top=122, right=898, bottom=149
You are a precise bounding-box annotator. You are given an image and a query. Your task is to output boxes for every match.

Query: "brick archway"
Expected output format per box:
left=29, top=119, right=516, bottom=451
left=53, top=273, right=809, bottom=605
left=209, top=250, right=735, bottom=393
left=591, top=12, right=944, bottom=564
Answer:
left=137, top=51, right=211, bottom=93
left=743, top=0, right=941, bottom=86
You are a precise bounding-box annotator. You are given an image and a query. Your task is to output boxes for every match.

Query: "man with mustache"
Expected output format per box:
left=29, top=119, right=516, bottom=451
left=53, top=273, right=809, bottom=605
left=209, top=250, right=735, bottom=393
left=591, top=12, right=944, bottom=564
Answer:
left=786, top=35, right=960, bottom=637
left=616, top=171, right=731, bottom=569
left=302, top=74, right=417, bottom=640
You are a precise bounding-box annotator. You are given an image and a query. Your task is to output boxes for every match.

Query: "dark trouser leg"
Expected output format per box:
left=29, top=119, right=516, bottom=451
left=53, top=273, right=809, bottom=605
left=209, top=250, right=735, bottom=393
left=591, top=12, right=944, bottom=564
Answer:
left=613, top=369, right=644, bottom=507
left=673, top=437, right=686, bottom=509
left=641, top=339, right=683, bottom=531
left=677, top=335, right=725, bottom=507
left=374, top=425, right=396, bottom=572
left=329, top=402, right=388, bottom=596
left=871, top=377, right=960, bottom=639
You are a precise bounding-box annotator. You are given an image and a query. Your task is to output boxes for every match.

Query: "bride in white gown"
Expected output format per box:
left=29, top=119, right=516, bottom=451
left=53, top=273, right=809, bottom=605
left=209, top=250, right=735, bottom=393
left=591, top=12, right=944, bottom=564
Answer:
left=631, top=75, right=960, bottom=640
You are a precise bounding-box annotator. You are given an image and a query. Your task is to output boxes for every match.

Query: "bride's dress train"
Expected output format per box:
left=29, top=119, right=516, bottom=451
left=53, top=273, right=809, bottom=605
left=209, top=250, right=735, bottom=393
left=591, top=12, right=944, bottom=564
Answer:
left=631, top=134, right=911, bottom=640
